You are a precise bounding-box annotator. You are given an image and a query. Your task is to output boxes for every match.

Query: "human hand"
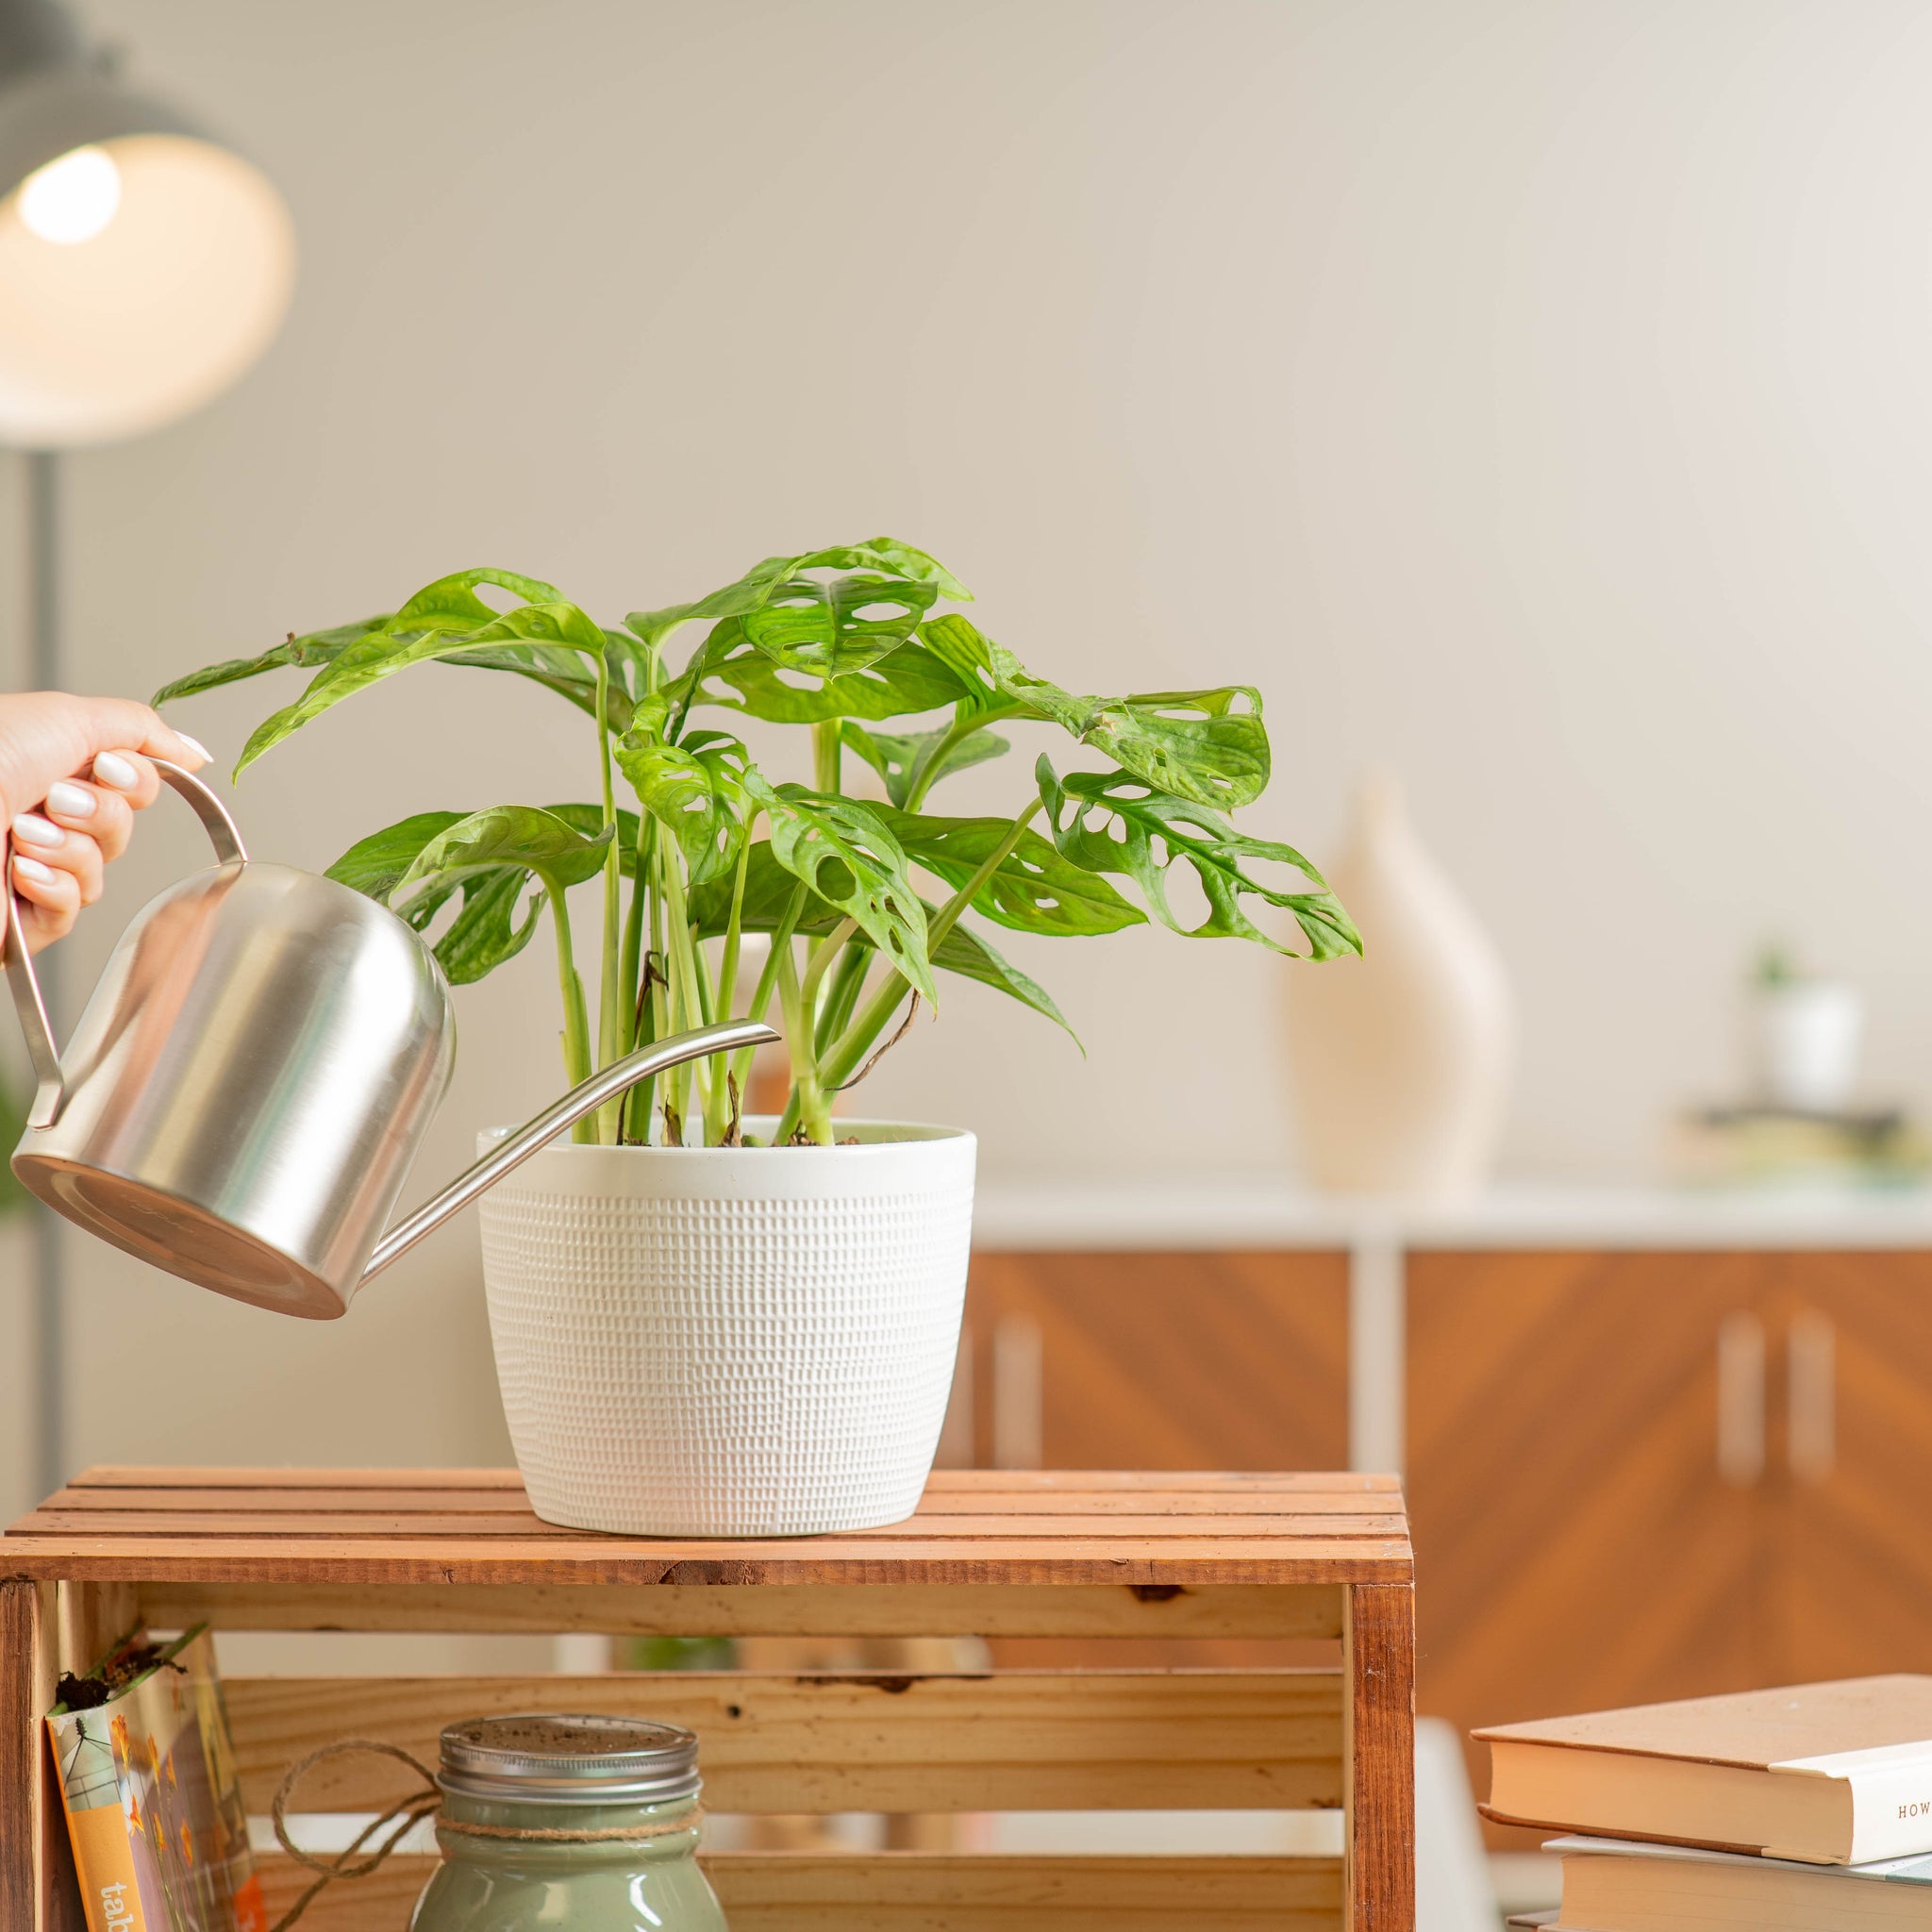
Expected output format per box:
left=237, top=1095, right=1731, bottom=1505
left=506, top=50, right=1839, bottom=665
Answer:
left=0, top=692, right=212, bottom=955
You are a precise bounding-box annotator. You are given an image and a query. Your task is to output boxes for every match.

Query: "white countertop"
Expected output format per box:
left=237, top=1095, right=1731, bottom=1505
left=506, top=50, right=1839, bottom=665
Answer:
left=970, top=1179, right=1932, bottom=1251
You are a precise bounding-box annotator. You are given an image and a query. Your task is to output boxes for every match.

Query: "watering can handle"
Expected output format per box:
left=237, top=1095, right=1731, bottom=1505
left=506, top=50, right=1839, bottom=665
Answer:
left=4, top=758, right=246, bottom=1129
left=358, top=1017, right=783, bottom=1286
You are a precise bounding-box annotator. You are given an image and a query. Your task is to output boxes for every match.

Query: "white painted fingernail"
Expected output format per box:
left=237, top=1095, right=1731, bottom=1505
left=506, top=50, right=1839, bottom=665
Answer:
left=94, top=753, right=140, bottom=790
left=46, top=780, right=97, bottom=819
left=176, top=733, right=213, bottom=763
left=12, top=855, right=56, bottom=884
left=12, top=813, right=63, bottom=849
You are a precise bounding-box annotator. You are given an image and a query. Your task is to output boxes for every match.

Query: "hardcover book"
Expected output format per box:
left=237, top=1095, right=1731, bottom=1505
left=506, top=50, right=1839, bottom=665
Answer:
left=46, top=1624, right=267, bottom=1932
left=1549, top=1832, right=1932, bottom=1930
left=1477, top=1675, right=1932, bottom=1866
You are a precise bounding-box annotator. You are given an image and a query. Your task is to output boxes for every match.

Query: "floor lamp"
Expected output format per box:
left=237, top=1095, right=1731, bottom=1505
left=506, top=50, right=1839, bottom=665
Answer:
left=0, top=0, right=295, bottom=1500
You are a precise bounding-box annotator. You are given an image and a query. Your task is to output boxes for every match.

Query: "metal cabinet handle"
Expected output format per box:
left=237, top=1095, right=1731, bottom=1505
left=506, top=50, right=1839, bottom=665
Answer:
left=991, top=1311, right=1043, bottom=1470
left=1788, top=1307, right=1836, bottom=1484
left=1716, top=1309, right=1767, bottom=1486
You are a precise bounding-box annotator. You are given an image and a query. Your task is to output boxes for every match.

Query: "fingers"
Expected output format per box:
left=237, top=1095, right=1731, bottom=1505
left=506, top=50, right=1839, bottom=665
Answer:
left=90, top=751, right=161, bottom=815
left=10, top=848, right=79, bottom=953
left=42, top=774, right=136, bottom=862
left=10, top=811, right=105, bottom=908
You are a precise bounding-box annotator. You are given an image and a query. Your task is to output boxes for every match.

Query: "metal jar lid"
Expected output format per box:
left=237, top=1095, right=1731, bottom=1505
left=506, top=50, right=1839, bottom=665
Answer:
left=438, top=1714, right=701, bottom=1807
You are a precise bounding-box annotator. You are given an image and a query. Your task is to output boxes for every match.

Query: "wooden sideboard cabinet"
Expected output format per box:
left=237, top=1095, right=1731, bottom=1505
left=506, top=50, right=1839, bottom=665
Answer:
left=965, top=1195, right=1932, bottom=1840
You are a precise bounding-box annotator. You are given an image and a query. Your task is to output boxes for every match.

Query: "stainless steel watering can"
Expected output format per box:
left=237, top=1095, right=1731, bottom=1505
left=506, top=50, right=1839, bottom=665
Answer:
left=3, top=760, right=775, bottom=1319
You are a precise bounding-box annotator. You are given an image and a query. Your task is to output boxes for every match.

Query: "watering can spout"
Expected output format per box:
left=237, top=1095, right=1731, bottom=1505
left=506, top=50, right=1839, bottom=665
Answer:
left=359, top=1018, right=779, bottom=1286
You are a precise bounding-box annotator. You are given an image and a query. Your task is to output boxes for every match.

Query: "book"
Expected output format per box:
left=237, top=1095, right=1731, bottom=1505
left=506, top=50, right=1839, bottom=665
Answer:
left=46, top=1624, right=267, bottom=1932
left=1475, top=1676, right=1932, bottom=1866
left=1548, top=1833, right=1932, bottom=1930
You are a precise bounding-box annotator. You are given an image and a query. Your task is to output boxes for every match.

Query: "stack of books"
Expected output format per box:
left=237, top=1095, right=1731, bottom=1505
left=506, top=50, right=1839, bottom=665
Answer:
left=1476, top=1676, right=1932, bottom=1929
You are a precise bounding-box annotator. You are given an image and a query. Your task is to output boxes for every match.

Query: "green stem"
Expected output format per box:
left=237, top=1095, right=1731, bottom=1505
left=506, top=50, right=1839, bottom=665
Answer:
left=904, top=699, right=1025, bottom=812
left=593, top=653, right=625, bottom=1141
left=814, top=937, right=870, bottom=1058
left=820, top=795, right=1045, bottom=1091
left=545, top=878, right=595, bottom=1142
left=813, top=718, right=844, bottom=796
left=773, top=936, right=831, bottom=1144
left=620, top=818, right=658, bottom=1144
left=729, top=885, right=806, bottom=1125
left=799, top=917, right=858, bottom=1010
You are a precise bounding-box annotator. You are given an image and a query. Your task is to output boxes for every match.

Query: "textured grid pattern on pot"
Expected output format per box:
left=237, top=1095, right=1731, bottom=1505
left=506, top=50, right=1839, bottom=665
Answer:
left=481, top=1159, right=974, bottom=1537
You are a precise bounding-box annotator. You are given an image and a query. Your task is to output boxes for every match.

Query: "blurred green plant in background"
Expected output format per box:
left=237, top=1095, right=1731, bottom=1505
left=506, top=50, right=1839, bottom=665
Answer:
left=0, top=1062, right=25, bottom=1215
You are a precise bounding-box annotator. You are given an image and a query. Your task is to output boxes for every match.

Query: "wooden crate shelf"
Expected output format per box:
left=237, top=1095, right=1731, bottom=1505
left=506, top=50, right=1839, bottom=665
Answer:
left=2, top=1468, right=1414, bottom=1931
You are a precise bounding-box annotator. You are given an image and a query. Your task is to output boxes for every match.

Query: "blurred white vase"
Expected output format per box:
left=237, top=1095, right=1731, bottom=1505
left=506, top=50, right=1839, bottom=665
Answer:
left=1753, top=981, right=1861, bottom=1112
left=1283, top=774, right=1512, bottom=1201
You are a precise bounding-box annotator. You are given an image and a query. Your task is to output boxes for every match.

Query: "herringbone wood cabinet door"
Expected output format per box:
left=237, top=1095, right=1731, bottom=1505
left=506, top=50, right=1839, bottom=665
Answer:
left=1407, top=1251, right=1774, bottom=1844
left=1769, top=1253, right=1932, bottom=1682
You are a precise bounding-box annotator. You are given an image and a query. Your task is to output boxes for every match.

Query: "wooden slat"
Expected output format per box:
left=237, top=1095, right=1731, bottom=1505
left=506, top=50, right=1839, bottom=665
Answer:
left=41, top=1484, right=1394, bottom=1520
left=226, top=1668, right=1345, bottom=1814
left=66, top=1465, right=1397, bottom=1494
left=1, top=1539, right=1411, bottom=1586
left=139, top=1578, right=1346, bottom=1639
left=19, top=1508, right=1410, bottom=1542
left=255, top=1852, right=1344, bottom=1931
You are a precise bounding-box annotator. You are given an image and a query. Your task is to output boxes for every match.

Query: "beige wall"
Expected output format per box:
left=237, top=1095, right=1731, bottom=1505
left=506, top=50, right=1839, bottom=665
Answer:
left=7, top=0, right=1932, bottom=1493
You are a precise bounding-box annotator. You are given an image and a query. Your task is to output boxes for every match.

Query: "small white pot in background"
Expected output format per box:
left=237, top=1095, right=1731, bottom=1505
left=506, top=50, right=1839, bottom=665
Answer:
left=478, top=1121, right=975, bottom=1538
left=1754, top=981, right=1863, bottom=1113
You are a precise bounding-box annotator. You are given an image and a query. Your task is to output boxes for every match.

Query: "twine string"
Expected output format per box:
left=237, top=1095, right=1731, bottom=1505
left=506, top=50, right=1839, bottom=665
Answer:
left=266, top=1739, right=701, bottom=1932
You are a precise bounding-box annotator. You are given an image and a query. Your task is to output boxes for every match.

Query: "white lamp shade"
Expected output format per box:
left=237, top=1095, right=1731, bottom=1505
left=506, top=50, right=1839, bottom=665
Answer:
left=0, top=131, right=294, bottom=447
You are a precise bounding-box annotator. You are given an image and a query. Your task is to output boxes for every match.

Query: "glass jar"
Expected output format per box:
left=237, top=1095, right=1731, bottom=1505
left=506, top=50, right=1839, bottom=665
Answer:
left=409, top=1713, right=727, bottom=1932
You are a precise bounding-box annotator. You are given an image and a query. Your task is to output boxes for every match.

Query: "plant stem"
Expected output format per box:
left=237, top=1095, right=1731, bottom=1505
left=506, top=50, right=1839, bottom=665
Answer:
left=813, top=718, right=843, bottom=796
left=774, top=935, right=831, bottom=1144
left=820, top=795, right=1045, bottom=1091
left=904, top=699, right=1025, bottom=811
left=729, top=884, right=805, bottom=1121
left=593, top=651, right=625, bottom=1140
left=814, top=937, right=870, bottom=1058
left=799, top=917, right=858, bottom=1010
left=620, top=817, right=658, bottom=1143
left=544, top=878, right=595, bottom=1142
left=705, top=832, right=756, bottom=1144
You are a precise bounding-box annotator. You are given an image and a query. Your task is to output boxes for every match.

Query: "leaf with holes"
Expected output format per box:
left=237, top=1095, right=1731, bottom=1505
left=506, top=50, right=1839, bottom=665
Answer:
left=877, top=808, right=1143, bottom=937
left=742, top=776, right=936, bottom=1002
left=845, top=720, right=1010, bottom=808
left=614, top=724, right=751, bottom=886
left=153, top=615, right=391, bottom=707
left=1036, top=758, right=1360, bottom=959
left=921, top=613, right=1272, bottom=810
left=625, top=537, right=968, bottom=655
left=674, top=620, right=974, bottom=727
left=741, top=571, right=941, bottom=679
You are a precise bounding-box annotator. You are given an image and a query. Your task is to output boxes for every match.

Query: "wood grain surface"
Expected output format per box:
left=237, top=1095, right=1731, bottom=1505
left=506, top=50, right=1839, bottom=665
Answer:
left=226, top=1667, right=1345, bottom=1813
left=3, top=1467, right=1410, bottom=1587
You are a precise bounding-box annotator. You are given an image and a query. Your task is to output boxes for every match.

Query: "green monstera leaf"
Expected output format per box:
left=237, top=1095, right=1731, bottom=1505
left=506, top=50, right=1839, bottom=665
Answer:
left=152, top=616, right=391, bottom=707
left=231, top=571, right=607, bottom=774
left=1036, top=758, right=1359, bottom=959
left=845, top=720, right=1010, bottom=808
left=670, top=620, right=974, bottom=730
left=615, top=720, right=751, bottom=887
left=393, top=805, right=614, bottom=908
left=878, top=808, right=1144, bottom=938
left=744, top=777, right=936, bottom=1003
left=740, top=572, right=940, bottom=680
left=626, top=537, right=968, bottom=656
left=326, top=810, right=541, bottom=985
left=921, top=614, right=1272, bottom=811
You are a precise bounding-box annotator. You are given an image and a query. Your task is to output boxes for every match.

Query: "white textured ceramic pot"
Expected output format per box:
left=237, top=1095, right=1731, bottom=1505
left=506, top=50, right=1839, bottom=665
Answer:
left=476, top=1121, right=976, bottom=1538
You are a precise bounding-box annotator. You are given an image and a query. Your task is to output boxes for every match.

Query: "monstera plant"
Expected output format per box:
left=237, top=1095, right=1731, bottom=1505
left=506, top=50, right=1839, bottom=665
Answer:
left=156, top=540, right=1358, bottom=1149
